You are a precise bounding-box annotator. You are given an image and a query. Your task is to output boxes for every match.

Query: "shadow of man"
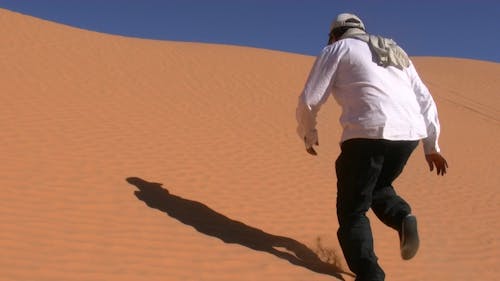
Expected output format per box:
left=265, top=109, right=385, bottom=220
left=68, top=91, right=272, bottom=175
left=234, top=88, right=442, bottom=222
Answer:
left=126, top=177, right=347, bottom=280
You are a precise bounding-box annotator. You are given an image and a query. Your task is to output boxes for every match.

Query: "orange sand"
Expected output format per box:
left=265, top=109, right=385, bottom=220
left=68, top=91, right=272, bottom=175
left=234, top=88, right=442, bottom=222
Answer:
left=0, top=9, right=498, bottom=281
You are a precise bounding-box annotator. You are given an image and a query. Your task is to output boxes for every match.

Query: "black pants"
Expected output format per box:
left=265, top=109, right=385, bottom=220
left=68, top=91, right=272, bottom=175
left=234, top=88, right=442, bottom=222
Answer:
left=335, top=138, right=419, bottom=281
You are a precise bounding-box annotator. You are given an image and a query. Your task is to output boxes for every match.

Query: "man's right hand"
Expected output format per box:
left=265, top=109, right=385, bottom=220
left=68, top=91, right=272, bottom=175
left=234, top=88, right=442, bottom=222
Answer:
left=425, top=153, right=448, bottom=176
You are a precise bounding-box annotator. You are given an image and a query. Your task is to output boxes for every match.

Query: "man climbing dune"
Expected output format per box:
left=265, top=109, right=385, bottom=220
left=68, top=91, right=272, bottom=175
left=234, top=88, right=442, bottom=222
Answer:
left=296, top=13, right=448, bottom=281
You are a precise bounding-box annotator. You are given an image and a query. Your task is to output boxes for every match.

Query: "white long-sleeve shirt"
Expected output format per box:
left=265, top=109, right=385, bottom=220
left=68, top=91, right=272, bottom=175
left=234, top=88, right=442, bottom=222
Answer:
left=296, top=38, right=441, bottom=154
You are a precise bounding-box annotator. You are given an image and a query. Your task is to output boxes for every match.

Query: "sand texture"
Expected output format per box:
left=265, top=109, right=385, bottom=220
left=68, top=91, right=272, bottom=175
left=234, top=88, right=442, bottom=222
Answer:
left=1, top=9, right=499, bottom=281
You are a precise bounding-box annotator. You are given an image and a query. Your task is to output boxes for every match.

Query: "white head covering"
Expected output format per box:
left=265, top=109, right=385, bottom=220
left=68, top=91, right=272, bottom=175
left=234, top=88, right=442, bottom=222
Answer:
left=330, top=13, right=365, bottom=33
left=330, top=13, right=410, bottom=70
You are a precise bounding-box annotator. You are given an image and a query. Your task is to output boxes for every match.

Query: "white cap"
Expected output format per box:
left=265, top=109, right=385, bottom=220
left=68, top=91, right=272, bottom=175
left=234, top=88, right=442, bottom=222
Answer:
left=330, top=13, right=365, bottom=32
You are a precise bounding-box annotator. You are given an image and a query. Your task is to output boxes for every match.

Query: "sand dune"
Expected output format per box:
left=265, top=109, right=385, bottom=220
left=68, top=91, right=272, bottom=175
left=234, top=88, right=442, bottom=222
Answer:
left=0, top=9, right=499, bottom=281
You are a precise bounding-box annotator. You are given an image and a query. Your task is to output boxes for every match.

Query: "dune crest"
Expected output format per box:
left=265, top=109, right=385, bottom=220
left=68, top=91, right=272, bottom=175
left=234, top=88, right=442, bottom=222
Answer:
left=1, top=9, right=499, bottom=281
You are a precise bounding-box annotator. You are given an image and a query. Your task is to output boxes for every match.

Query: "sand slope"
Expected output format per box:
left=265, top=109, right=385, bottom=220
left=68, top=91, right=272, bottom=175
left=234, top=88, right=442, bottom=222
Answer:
left=0, top=9, right=498, bottom=281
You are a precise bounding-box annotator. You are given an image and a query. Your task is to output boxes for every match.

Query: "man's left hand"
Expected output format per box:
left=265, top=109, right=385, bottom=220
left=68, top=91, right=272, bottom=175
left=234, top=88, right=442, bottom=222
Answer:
left=305, top=138, right=319, bottom=156
left=306, top=146, right=317, bottom=155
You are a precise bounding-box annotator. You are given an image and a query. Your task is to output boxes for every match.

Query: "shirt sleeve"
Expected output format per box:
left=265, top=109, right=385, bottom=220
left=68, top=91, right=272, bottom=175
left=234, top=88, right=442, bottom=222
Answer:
left=296, top=46, right=339, bottom=148
left=408, top=61, right=441, bottom=154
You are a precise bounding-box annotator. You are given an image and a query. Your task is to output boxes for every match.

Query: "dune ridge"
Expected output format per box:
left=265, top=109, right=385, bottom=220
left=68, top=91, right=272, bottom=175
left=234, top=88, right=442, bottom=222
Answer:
left=1, top=9, right=499, bottom=281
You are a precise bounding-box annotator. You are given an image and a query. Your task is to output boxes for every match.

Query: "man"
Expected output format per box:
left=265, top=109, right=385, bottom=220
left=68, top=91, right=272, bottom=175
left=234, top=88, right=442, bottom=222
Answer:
left=296, top=13, right=448, bottom=281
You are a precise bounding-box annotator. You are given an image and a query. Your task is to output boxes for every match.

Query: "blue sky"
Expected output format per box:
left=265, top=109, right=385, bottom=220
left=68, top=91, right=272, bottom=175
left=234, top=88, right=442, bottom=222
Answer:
left=1, top=0, right=499, bottom=62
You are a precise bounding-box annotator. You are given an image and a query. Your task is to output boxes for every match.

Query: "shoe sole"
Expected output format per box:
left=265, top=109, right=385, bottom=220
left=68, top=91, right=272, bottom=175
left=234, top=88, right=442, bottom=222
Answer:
left=401, top=215, right=419, bottom=260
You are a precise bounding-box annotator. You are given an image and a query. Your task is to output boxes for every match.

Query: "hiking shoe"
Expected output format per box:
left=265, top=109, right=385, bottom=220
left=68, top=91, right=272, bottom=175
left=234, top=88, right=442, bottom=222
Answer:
left=399, top=214, right=419, bottom=260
